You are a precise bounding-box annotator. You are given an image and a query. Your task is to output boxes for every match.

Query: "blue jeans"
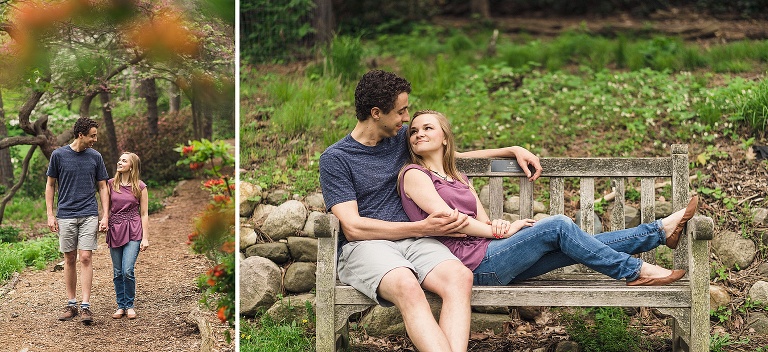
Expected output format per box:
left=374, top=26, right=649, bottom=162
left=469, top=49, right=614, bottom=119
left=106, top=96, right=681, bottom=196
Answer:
left=110, top=240, right=140, bottom=309
left=472, top=215, right=666, bottom=285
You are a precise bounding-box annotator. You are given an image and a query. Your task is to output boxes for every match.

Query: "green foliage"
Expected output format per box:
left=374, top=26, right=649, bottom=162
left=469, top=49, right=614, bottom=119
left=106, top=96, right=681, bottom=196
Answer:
left=0, top=235, right=60, bottom=282
left=710, top=305, right=732, bottom=323
left=0, top=250, right=24, bottom=282
left=0, top=225, right=21, bottom=243
left=324, top=35, right=364, bottom=82
left=240, top=315, right=315, bottom=352
left=734, top=78, right=768, bottom=134
left=3, top=196, right=46, bottom=225
left=240, top=0, right=315, bottom=63
left=710, top=333, right=749, bottom=352
left=561, top=307, right=645, bottom=352
left=175, top=138, right=235, bottom=182
left=183, top=139, right=235, bottom=332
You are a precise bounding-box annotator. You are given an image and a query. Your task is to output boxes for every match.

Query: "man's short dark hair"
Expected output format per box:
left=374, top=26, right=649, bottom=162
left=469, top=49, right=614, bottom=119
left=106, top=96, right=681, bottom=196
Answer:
left=73, top=117, right=99, bottom=138
left=354, top=70, right=412, bottom=121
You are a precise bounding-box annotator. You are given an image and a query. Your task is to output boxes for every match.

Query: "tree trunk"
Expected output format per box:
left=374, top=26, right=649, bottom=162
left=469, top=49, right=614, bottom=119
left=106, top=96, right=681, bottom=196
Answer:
left=0, top=145, right=36, bottom=225
left=169, top=82, right=181, bottom=114
left=79, top=92, right=97, bottom=118
left=471, top=0, right=491, bottom=19
left=99, top=91, right=119, bottom=176
left=313, top=0, right=335, bottom=45
left=0, top=89, right=14, bottom=188
left=203, top=104, right=213, bottom=140
left=140, top=77, right=159, bottom=136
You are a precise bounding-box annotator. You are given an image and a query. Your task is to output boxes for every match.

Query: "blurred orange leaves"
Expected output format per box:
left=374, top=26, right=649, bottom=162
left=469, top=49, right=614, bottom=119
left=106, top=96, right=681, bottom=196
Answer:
left=3, top=0, right=201, bottom=69
left=124, top=10, right=200, bottom=61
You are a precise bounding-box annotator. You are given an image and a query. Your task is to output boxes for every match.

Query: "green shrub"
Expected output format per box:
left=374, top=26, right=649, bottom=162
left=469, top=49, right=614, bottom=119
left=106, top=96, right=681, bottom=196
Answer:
left=0, top=250, right=24, bottom=282
left=0, top=225, right=21, bottom=243
left=148, top=199, right=164, bottom=214
left=562, top=307, right=645, bottom=352
left=325, top=35, right=364, bottom=82
left=240, top=315, right=314, bottom=352
left=736, top=78, right=768, bottom=133
left=119, top=112, right=194, bottom=182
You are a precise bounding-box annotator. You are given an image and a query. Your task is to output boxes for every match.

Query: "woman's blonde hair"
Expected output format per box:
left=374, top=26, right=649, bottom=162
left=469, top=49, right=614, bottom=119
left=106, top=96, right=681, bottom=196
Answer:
left=112, top=152, right=142, bottom=199
left=400, top=110, right=469, bottom=188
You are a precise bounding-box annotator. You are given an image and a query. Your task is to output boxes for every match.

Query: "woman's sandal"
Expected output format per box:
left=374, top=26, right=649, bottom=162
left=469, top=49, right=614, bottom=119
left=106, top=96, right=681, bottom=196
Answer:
left=666, top=195, right=699, bottom=250
left=112, top=309, right=125, bottom=319
left=126, top=308, right=137, bottom=319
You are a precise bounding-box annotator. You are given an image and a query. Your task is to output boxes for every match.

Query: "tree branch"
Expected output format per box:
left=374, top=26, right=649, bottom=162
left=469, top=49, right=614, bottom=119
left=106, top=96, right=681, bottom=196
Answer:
left=0, top=135, right=47, bottom=149
left=79, top=54, right=146, bottom=117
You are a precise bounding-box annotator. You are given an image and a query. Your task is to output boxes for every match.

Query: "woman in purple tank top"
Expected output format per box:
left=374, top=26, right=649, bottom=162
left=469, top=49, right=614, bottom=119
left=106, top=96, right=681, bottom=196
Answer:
left=399, top=110, right=699, bottom=287
left=107, top=152, right=149, bottom=319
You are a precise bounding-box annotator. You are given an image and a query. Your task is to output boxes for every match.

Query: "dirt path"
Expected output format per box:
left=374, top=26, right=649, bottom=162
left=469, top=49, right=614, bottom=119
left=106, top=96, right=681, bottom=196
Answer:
left=0, top=178, right=233, bottom=352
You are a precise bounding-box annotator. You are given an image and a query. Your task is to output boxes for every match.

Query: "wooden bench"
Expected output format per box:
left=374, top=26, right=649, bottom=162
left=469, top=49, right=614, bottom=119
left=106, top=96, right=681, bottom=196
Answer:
left=315, top=144, right=713, bottom=352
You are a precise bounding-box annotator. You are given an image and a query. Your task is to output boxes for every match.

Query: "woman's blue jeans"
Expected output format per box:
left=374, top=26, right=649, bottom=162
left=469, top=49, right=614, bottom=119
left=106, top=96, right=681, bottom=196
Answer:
left=472, top=215, right=666, bottom=285
left=110, top=240, right=140, bottom=309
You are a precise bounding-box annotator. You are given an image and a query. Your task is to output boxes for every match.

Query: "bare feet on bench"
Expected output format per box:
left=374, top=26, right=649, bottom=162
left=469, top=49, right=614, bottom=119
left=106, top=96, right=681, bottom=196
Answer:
left=627, top=263, right=686, bottom=286
left=661, top=196, right=699, bottom=249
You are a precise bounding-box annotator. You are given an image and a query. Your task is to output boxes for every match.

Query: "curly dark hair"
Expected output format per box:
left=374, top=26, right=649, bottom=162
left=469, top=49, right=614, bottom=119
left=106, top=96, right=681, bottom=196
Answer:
left=73, top=117, right=99, bottom=138
left=354, top=70, right=411, bottom=121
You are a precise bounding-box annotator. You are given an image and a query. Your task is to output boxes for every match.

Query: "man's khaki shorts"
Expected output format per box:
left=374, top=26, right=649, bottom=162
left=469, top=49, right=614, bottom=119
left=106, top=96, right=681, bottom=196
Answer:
left=58, top=216, right=98, bottom=253
left=337, top=237, right=459, bottom=307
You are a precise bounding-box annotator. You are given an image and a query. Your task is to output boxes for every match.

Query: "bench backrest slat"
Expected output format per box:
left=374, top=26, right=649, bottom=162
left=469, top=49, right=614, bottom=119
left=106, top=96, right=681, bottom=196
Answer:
left=580, top=177, right=596, bottom=234
left=549, top=177, right=565, bottom=215
left=609, top=177, right=626, bottom=231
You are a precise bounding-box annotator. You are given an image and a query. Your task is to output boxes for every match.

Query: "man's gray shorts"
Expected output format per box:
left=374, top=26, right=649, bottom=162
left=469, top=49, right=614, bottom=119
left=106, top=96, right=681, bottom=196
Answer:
left=337, top=237, right=459, bottom=307
left=58, top=216, right=99, bottom=253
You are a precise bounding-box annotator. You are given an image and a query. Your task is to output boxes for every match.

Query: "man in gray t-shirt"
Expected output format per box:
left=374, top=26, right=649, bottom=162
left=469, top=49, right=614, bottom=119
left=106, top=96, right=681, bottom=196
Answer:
left=45, top=116, right=109, bottom=324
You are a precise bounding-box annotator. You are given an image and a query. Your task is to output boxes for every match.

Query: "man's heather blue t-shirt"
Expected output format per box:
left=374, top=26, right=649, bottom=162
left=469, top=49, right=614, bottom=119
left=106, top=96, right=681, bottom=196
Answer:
left=319, top=125, right=411, bottom=243
left=46, top=145, right=109, bottom=218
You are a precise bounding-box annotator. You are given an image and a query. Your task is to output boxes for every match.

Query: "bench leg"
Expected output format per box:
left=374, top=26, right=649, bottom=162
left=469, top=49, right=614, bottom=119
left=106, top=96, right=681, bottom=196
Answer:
left=672, top=318, right=687, bottom=352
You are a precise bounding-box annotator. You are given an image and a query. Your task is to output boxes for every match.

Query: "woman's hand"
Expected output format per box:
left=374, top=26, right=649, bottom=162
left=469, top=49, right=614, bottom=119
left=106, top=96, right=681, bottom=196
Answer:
left=487, top=219, right=511, bottom=239
left=489, top=218, right=536, bottom=239
left=140, top=238, right=149, bottom=251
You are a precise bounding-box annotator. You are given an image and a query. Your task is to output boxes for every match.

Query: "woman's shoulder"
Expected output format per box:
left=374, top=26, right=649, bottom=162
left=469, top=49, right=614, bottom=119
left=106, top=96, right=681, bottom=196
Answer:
left=139, top=180, right=147, bottom=190
left=107, top=178, right=115, bottom=185
left=402, top=163, right=430, bottom=174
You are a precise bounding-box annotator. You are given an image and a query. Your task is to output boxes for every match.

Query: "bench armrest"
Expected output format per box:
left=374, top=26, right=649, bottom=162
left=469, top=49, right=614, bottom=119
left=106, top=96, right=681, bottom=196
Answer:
left=314, top=213, right=339, bottom=238
left=690, top=215, right=714, bottom=241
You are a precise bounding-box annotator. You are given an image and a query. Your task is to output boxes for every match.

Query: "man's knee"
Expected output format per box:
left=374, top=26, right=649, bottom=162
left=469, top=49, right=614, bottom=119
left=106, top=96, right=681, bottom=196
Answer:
left=78, top=251, right=93, bottom=266
left=427, top=261, right=473, bottom=296
left=446, top=264, right=473, bottom=293
left=63, top=252, right=78, bottom=265
left=380, top=268, right=425, bottom=302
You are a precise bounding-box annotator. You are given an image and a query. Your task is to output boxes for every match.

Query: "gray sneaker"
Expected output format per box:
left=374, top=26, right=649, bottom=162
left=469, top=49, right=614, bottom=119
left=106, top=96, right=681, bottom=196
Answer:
left=80, top=307, right=93, bottom=325
left=58, top=305, right=78, bottom=321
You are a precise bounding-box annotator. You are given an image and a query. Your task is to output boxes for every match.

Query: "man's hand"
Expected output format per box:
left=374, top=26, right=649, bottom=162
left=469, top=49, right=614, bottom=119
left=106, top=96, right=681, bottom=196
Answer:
left=47, top=215, right=59, bottom=233
left=513, top=146, right=542, bottom=181
left=421, top=208, right=470, bottom=237
left=98, top=217, right=108, bottom=232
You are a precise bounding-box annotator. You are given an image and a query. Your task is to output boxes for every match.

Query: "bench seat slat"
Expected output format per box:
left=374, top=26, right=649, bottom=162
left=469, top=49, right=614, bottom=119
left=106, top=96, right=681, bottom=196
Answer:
left=334, top=285, right=691, bottom=308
